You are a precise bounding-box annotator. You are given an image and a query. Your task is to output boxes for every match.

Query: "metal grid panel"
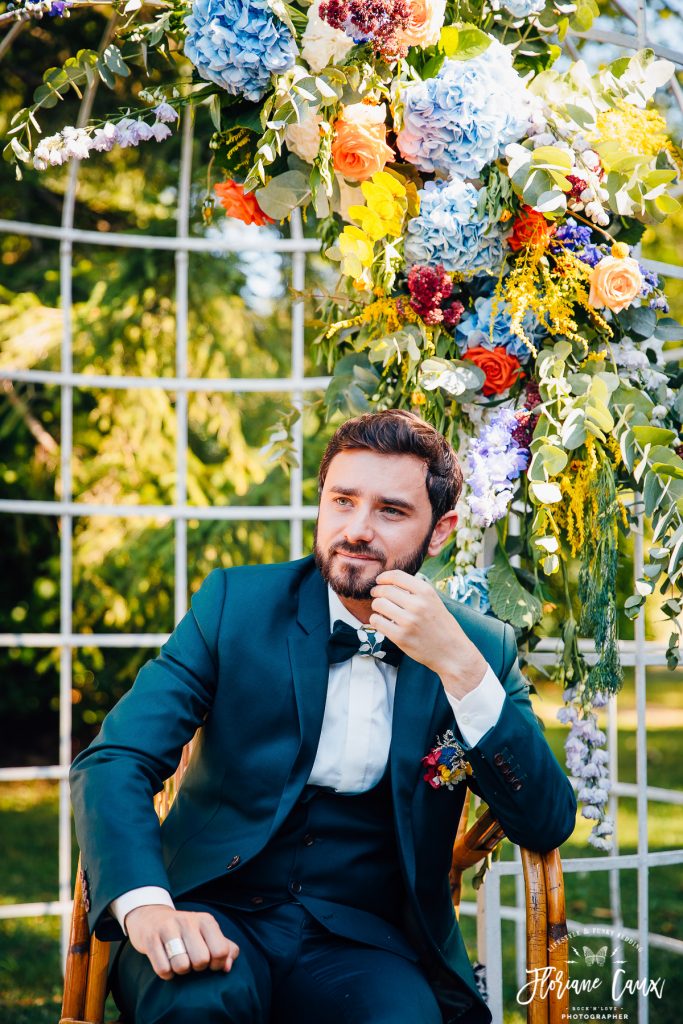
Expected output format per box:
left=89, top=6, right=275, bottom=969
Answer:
left=1, top=9, right=682, bottom=1020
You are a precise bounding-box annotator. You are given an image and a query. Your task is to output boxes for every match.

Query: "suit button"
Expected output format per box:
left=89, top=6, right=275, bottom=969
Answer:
left=227, top=855, right=241, bottom=869
left=291, top=881, right=302, bottom=894
left=250, top=896, right=264, bottom=905
left=502, top=765, right=513, bottom=776
left=493, top=753, right=504, bottom=766
left=303, top=834, right=314, bottom=847
left=512, top=781, right=522, bottom=791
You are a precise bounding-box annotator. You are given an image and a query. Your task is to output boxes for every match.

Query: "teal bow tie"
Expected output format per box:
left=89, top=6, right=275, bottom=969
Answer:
left=327, top=619, right=403, bottom=668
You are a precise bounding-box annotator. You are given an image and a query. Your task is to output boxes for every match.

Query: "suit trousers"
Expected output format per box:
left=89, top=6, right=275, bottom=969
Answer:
left=111, top=898, right=443, bottom=1024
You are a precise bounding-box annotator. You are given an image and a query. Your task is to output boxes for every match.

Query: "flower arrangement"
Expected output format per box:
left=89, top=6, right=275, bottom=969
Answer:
left=4, top=0, right=683, bottom=852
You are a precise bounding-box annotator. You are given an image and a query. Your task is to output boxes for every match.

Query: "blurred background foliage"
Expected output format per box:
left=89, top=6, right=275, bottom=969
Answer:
left=1, top=2, right=682, bottom=766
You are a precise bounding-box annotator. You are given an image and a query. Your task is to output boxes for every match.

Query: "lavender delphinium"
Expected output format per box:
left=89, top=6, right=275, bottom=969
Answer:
left=465, top=407, right=530, bottom=527
left=558, top=690, right=613, bottom=850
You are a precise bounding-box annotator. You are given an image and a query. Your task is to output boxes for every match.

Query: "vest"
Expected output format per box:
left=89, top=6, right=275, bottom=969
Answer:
left=185, top=767, right=418, bottom=961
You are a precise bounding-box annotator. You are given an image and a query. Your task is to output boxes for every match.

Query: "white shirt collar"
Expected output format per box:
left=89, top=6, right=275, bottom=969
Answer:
left=327, top=584, right=365, bottom=631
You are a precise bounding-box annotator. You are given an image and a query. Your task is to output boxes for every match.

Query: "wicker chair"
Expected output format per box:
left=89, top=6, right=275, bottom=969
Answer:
left=60, top=739, right=569, bottom=1024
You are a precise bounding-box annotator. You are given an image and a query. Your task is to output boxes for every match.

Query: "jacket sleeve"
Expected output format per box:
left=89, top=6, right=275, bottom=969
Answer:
left=69, top=567, right=227, bottom=939
left=463, top=622, right=577, bottom=853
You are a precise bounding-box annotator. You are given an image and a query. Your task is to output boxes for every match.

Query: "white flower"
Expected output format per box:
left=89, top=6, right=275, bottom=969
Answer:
left=300, top=0, right=354, bottom=73
left=134, top=120, right=156, bottom=142
left=33, top=133, right=66, bottom=169
left=61, top=126, right=92, bottom=160
left=153, top=102, right=179, bottom=123
left=114, top=117, right=144, bottom=147
left=151, top=121, right=173, bottom=142
left=91, top=122, right=118, bottom=153
left=284, top=107, right=323, bottom=163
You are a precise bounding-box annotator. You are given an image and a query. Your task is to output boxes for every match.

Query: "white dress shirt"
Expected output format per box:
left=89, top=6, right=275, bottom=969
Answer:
left=110, top=583, right=506, bottom=932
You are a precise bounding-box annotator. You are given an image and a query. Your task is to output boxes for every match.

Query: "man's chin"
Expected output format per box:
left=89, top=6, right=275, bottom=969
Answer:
left=327, top=562, right=379, bottom=601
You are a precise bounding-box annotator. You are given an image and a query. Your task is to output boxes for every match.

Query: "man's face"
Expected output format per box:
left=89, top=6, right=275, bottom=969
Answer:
left=314, top=449, right=437, bottom=600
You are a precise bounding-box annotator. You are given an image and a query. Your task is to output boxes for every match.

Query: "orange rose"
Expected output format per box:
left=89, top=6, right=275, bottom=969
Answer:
left=508, top=206, right=556, bottom=252
left=331, top=102, right=395, bottom=183
left=396, top=0, right=446, bottom=48
left=462, top=346, right=525, bottom=396
left=588, top=254, right=643, bottom=313
left=214, top=179, right=274, bottom=227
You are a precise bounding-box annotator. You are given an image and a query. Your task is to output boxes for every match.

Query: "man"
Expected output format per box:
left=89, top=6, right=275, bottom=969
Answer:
left=70, top=409, right=576, bottom=1024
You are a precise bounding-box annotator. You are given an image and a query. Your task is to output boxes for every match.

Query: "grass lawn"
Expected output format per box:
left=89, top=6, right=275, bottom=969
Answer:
left=1, top=670, right=681, bottom=1023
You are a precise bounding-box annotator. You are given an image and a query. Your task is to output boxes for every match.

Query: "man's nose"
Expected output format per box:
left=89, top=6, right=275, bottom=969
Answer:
left=343, top=506, right=374, bottom=543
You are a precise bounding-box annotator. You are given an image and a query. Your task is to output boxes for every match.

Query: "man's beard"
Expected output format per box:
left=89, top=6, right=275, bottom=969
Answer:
left=313, top=520, right=434, bottom=600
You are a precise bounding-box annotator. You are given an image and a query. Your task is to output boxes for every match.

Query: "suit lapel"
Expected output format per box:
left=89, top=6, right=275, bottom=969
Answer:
left=270, top=563, right=330, bottom=835
left=389, top=655, right=456, bottom=884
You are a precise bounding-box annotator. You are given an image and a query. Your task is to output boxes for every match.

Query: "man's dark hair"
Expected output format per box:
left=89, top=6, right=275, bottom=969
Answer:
left=318, top=410, right=464, bottom=525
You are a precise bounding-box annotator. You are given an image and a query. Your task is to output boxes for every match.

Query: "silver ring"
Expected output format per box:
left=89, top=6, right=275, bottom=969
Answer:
left=164, top=937, right=188, bottom=960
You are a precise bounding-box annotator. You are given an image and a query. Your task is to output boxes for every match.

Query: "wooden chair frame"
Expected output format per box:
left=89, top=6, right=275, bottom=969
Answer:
left=60, top=741, right=569, bottom=1024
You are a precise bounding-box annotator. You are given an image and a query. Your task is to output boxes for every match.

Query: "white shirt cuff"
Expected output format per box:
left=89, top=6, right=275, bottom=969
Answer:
left=110, top=886, right=175, bottom=935
left=445, top=663, right=505, bottom=747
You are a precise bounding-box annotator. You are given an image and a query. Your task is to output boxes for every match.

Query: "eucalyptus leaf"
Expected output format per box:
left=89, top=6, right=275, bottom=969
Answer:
left=255, top=170, right=311, bottom=219
left=488, top=555, right=542, bottom=629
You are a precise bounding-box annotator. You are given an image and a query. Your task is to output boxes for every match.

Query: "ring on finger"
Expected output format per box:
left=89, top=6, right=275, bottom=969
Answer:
left=164, top=937, right=188, bottom=960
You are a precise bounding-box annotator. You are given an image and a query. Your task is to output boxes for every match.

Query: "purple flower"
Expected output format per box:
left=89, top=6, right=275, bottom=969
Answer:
left=464, top=406, right=530, bottom=527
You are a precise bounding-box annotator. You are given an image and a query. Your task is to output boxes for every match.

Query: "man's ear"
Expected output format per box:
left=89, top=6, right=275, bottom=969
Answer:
left=426, top=510, right=458, bottom=557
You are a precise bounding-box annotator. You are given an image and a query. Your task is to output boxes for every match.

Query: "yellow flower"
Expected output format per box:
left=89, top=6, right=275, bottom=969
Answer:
left=338, top=225, right=375, bottom=279
left=594, top=103, right=670, bottom=160
left=348, top=170, right=408, bottom=241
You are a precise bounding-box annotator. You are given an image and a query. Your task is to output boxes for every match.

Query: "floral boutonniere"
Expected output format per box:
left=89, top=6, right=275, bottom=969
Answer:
left=422, top=730, right=473, bottom=790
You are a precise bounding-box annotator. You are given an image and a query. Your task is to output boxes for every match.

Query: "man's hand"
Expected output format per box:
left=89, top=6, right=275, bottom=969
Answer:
left=125, top=905, right=240, bottom=980
left=369, top=569, right=488, bottom=699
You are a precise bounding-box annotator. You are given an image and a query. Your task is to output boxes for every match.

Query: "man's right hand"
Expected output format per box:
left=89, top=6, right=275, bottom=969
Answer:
left=125, top=905, right=240, bottom=980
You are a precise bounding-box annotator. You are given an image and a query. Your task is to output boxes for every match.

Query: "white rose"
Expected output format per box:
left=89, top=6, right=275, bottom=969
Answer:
left=301, top=0, right=354, bottom=73
left=284, top=108, right=323, bottom=163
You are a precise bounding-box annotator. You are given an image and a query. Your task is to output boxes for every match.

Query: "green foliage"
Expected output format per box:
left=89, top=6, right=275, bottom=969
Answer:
left=0, top=9, right=334, bottom=759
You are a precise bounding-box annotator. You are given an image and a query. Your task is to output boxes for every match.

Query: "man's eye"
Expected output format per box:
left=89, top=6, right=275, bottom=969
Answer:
left=383, top=507, right=403, bottom=516
left=335, top=497, right=350, bottom=506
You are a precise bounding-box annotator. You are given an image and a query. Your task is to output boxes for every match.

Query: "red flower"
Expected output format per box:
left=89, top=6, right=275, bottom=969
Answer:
left=214, top=180, right=274, bottom=227
left=508, top=206, right=556, bottom=252
left=462, top=346, right=525, bottom=397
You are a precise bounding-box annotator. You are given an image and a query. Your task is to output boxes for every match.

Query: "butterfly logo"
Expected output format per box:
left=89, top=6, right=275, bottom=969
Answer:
left=582, top=945, right=608, bottom=966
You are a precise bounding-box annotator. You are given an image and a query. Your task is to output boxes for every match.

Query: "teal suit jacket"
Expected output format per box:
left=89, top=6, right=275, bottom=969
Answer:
left=70, top=554, right=576, bottom=1023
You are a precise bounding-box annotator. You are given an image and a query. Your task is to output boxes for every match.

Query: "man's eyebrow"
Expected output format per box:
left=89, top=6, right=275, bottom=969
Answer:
left=328, top=486, right=417, bottom=512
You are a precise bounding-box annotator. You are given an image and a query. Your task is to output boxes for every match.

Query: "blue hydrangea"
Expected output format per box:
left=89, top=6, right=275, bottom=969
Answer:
left=448, top=568, right=491, bottom=614
left=455, top=295, right=544, bottom=363
left=396, top=39, right=531, bottom=178
left=184, top=0, right=298, bottom=102
left=404, top=178, right=505, bottom=277
left=500, top=0, right=545, bottom=17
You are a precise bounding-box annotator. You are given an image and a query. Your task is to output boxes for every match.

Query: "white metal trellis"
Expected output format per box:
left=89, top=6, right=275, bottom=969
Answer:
left=1, top=8, right=683, bottom=1022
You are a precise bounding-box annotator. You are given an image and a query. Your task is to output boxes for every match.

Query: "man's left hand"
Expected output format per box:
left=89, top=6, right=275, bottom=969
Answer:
left=369, top=569, right=488, bottom=700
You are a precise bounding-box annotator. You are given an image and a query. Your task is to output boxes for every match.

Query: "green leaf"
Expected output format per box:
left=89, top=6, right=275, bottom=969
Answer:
left=655, top=193, right=680, bottom=215
left=209, top=95, right=221, bottom=133
left=654, top=317, right=682, bottom=342
left=255, top=170, right=311, bottom=219
left=102, top=45, right=130, bottom=78
left=488, top=555, right=543, bottom=630
left=440, top=23, right=490, bottom=61
left=632, top=425, right=677, bottom=447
